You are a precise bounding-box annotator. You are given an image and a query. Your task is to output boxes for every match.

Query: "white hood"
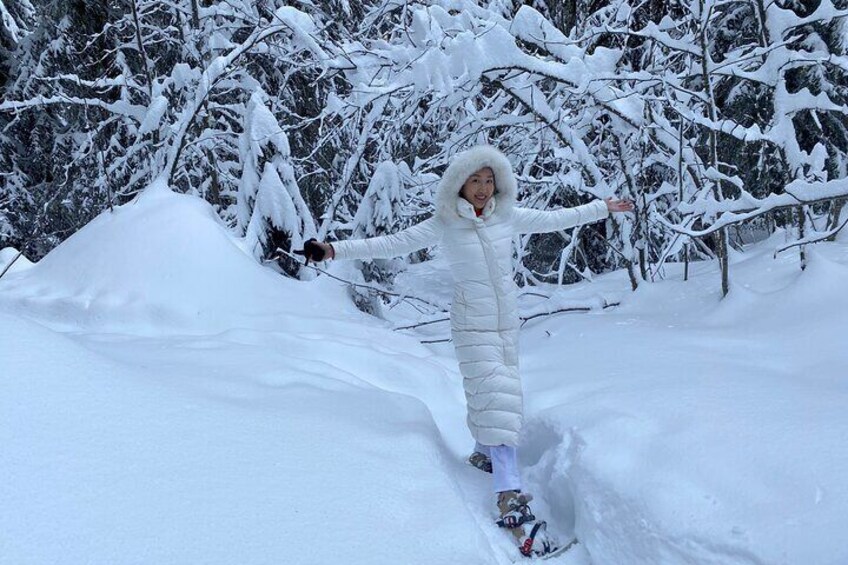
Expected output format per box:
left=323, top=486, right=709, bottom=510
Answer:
left=435, top=145, right=518, bottom=221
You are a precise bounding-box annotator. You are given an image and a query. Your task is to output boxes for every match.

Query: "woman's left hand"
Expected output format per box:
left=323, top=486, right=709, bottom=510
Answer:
left=605, top=197, right=635, bottom=212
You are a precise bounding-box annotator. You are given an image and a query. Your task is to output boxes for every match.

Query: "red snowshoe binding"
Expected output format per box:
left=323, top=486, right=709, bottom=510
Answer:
left=519, top=520, right=561, bottom=558
left=497, top=490, right=568, bottom=558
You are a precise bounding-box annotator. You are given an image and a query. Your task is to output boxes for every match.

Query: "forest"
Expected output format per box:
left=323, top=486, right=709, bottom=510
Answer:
left=1, top=0, right=846, bottom=301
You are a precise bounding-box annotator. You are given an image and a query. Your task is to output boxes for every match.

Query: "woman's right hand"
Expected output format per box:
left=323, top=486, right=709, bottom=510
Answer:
left=294, top=239, right=335, bottom=264
left=605, top=197, right=634, bottom=212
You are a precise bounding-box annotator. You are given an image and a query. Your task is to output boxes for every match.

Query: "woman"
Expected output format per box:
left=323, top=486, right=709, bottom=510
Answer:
left=304, top=145, right=632, bottom=557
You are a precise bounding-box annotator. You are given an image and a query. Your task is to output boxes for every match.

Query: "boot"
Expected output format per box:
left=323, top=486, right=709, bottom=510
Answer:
left=467, top=451, right=492, bottom=473
left=497, top=490, right=534, bottom=543
left=497, top=490, right=562, bottom=558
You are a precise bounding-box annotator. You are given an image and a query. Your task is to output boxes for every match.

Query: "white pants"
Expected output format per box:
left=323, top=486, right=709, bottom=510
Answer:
left=475, top=441, right=522, bottom=493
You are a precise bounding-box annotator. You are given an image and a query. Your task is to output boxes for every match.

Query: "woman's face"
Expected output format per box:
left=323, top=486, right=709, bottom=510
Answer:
left=460, top=167, right=496, bottom=211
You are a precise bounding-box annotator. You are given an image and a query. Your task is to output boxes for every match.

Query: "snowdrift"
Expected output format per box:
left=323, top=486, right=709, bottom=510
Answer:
left=0, top=187, right=493, bottom=564
left=3, top=186, right=848, bottom=564
left=513, top=240, right=848, bottom=565
left=0, top=311, right=495, bottom=565
left=0, top=187, right=350, bottom=334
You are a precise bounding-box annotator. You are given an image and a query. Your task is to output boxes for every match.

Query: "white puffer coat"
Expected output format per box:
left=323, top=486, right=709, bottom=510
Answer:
left=332, top=145, right=608, bottom=446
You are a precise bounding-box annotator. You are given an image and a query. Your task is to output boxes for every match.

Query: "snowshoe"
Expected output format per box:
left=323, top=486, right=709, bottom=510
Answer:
left=497, top=490, right=577, bottom=559
left=519, top=521, right=578, bottom=559
left=467, top=451, right=493, bottom=474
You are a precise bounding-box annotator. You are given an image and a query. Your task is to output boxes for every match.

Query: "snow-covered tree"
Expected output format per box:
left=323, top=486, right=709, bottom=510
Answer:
left=0, top=0, right=33, bottom=86
left=324, top=2, right=643, bottom=289
left=0, top=0, right=115, bottom=256
left=0, top=1, right=328, bottom=265
left=2, top=0, right=846, bottom=305
left=341, top=160, right=411, bottom=316
left=239, top=89, right=316, bottom=277
left=657, top=0, right=848, bottom=285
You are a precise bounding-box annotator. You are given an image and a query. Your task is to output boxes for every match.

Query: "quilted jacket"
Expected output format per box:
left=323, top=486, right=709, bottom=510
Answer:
left=332, top=145, right=609, bottom=446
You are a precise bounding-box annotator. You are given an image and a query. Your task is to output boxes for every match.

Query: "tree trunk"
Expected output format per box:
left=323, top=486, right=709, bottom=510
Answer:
left=798, top=205, right=807, bottom=270
left=203, top=146, right=222, bottom=207
left=699, top=0, right=730, bottom=296
left=827, top=199, right=845, bottom=241
left=718, top=228, right=729, bottom=295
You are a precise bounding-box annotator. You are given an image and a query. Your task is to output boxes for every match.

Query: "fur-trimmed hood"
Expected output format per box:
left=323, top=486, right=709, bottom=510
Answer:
left=435, top=145, right=517, bottom=220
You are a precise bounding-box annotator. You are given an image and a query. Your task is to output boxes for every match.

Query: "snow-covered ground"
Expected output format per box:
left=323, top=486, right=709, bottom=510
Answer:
left=2, top=189, right=846, bottom=565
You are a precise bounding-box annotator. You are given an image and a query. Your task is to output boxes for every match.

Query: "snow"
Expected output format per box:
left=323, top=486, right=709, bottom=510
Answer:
left=272, top=6, right=325, bottom=61
left=0, top=246, right=33, bottom=274
left=0, top=310, right=494, bottom=565
left=137, top=94, right=169, bottom=136
left=245, top=90, right=291, bottom=157
left=0, top=0, right=24, bottom=42
left=0, top=189, right=322, bottom=334
left=676, top=178, right=848, bottom=233
left=351, top=161, right=403, bottom=237
left=0, top=190, right=493, bottom=564
left=513, top=246, right=848, bottom=564
left=244, top=161, right=301, bottom=258
left=510, top=6, right=582, bottom=63
left=3, top=190, right=848, bottom=564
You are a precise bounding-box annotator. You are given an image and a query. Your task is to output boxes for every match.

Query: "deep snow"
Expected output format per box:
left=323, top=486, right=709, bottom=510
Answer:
left=2, top=189, right=847, bottom=565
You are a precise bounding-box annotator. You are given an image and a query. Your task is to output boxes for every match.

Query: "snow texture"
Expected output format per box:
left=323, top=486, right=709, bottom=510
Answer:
left=2, top=191, right=848, bottom=564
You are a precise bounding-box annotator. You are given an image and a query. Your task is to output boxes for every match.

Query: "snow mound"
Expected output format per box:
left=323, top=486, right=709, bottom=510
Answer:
left=0, top=246, right=33, bottom=274
left=0, top=311, right=492, bottom=565
left=0, top=188, right=349, bottom=334
left=0, top=184, right=498, bottom=565
left=516, top=239, right=848, bottom=565
left=706, top=249, right=848, bottom=331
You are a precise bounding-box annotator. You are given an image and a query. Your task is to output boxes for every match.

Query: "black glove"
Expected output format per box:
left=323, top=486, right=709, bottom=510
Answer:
left=293, top=238, right=326, bottom=265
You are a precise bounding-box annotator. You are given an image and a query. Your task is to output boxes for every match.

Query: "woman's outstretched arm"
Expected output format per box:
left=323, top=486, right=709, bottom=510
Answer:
left=511, top=198, right=632, bottom=235
left=329, top=216, right=442, bottom=260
